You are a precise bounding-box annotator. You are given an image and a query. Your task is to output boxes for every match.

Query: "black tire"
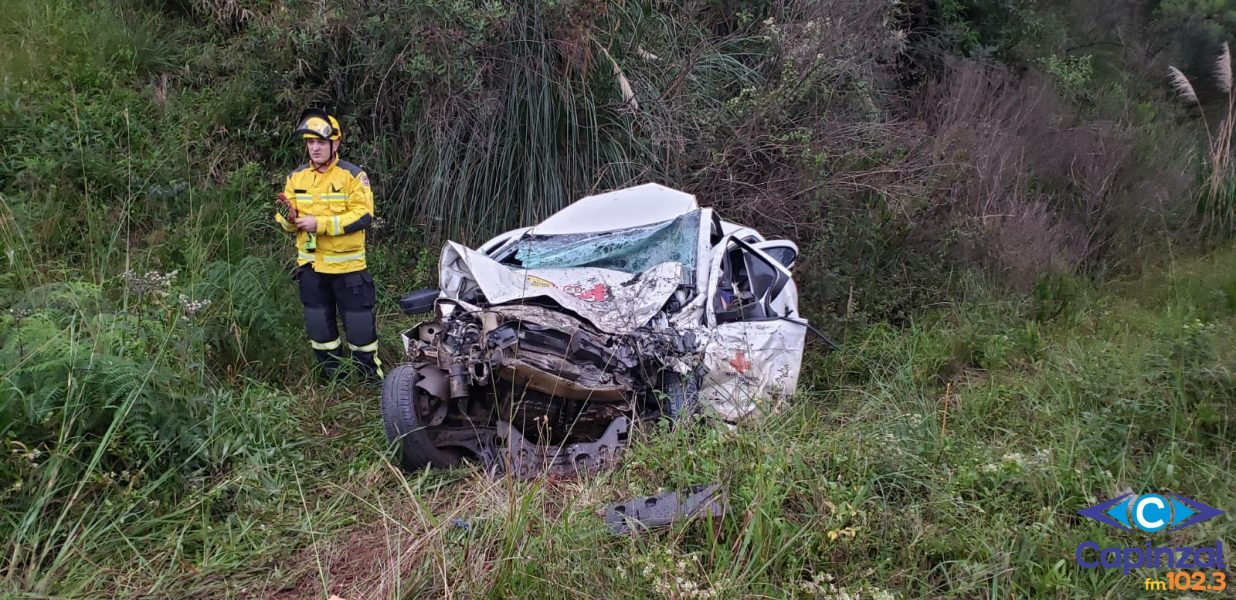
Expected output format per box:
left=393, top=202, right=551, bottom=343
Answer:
left=664, top=370, right=701, bottom=423
left=381, top=364, right=462, bottom=470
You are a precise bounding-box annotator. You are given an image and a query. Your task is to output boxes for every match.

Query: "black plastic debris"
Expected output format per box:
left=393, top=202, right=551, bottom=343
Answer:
left=604, top=483, right=725, bottom=534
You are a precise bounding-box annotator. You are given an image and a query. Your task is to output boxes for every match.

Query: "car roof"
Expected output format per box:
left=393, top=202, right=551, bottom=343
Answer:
left=530, top=183, right=699, bottom=235
left=718, top=219, right=764, bottom=244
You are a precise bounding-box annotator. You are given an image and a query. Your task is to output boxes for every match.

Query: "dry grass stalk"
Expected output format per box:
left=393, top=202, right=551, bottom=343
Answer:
left=1169, top=46, right=1236, bottom=237
left=1216, top=43, right=1233, bottom=93
left=597, top=44, right=638, bottom=110
left=1168, top=66, right=1199, bottom=105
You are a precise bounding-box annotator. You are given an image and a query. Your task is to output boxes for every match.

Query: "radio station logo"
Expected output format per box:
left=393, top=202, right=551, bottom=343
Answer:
left=1074, top=492, right=1227, bottom=590
left=1077, top=492, right=1223, bottom=533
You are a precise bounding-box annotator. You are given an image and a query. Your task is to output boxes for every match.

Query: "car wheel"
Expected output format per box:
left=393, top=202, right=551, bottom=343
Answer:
left=381, top=364, right=463, bottom=470
left=664, top=370, right=701, bottom=422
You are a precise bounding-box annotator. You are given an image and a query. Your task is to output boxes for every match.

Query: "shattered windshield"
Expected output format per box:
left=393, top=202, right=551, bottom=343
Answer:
left=505, top=210, right=700, bottom=275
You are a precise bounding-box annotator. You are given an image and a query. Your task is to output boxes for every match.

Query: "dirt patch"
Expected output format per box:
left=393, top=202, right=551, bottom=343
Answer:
left=262, top=469, right=619, bottom=599
left=267, top=517, right=406, bottom=600
left=263, top=472, right=507, bottom=599
left=263, top=491, right=447, bottom=600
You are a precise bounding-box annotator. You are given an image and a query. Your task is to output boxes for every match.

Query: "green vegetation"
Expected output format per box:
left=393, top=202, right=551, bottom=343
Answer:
left=3, top=241, right=1232, bottom=598
left=1, top=0, right=1234, bottom=598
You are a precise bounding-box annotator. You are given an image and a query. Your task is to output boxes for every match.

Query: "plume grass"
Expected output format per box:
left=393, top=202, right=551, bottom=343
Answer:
left=1169, top=66, right=1199, bottom=104
left=1216, top=42, right=1233, bottom=93
left=1169, top=45, right=1236, bottom=238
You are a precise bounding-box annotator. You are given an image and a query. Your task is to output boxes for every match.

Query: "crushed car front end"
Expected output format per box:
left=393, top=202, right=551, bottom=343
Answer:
left=389, top=295, right=694, bottom=477
left=381, top=184, right=810, bottom=478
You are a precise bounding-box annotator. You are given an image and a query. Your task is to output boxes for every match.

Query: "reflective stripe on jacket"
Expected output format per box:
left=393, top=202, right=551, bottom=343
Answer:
left=274, top=158, right=375, bottom=274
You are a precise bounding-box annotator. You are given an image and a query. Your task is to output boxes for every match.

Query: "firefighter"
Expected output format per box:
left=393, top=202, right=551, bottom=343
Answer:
left=275, top=108, right=383, bottom=381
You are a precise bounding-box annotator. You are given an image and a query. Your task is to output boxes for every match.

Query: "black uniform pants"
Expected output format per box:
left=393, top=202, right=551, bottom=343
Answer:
left=295, top=265, right=383, bottom=380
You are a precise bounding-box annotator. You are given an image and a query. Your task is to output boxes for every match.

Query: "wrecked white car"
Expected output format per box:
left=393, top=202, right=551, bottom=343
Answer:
left=382, top=183, right=815, bottom=477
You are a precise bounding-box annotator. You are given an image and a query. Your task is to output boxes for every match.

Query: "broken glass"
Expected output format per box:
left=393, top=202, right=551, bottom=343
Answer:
left=508, top=210, right=700, bottom=276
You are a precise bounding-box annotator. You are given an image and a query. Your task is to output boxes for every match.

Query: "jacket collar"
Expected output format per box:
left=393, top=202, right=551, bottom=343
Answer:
left=312, top=155, right=340, bottom=174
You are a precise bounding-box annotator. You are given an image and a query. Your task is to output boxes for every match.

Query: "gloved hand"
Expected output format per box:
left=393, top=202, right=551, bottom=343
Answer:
left=276, top=192, right=298, bottom=221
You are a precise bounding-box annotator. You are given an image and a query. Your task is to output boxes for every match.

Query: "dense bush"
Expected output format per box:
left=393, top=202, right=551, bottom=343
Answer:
left=4, top=0, right=1228, bottom=327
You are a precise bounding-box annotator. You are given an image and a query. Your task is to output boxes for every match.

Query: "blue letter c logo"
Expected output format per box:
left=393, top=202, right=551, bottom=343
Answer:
left=1133, top=494, right=1170, bottom=532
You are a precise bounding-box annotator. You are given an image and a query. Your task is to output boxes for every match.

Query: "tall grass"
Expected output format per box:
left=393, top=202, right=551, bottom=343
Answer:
left=4, top=243, right=1232, bottom=598
left=1169, top=43, right=1236, bottom=238
left=368, top=1, right=767, bottom=244
left=0, top=4, right=337, bottom=595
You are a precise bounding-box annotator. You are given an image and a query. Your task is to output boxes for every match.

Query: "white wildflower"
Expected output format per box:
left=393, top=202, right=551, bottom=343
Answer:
left=121, top=269, right=178, bottom=298
left=177, top=293, right=212, bottom=316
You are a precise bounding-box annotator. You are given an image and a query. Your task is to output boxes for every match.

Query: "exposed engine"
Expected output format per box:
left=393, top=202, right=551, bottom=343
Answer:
left=394, top=299, right=694, bottom=476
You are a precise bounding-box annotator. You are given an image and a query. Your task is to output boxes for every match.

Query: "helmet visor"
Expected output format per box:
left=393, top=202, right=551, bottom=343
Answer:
left=294, top=116, right=335, bottom=140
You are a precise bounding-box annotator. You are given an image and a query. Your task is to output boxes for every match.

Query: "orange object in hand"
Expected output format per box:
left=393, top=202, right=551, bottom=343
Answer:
left=277, top=192, right=298, bottom=221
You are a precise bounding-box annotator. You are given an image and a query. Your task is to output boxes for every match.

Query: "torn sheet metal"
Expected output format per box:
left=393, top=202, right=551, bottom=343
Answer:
left=440, top=242, right=684, bottom=334
left=498, top=357, right=630, bottom=402
left=604, top=484, right=726, bottom=534
left=499, top=417, right=629, bottom=479
left=696, top=319, right=807, bottom=423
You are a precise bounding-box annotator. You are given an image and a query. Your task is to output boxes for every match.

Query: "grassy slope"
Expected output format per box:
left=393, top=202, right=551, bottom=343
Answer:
left=2, top=1, right=1234, bottom=598
left=7, top=248, right=1232, bottom=599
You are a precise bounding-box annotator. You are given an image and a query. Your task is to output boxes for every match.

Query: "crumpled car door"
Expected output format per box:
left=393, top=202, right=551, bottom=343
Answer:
left=697, top=237, right=807, bottom=422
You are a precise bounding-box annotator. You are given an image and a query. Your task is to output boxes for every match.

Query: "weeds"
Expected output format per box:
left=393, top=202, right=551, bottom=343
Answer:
left=7, top=248, right=1229, bottom=598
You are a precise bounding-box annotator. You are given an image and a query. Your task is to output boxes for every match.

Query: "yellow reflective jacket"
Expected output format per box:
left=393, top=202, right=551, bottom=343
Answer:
left=275, top=157, right=374, bottom=274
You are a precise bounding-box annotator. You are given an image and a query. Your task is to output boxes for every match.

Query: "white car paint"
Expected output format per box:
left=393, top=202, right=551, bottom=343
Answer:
left=530, top=183, right=699, bottom=235
left=440, top=184, right=808, bottom=422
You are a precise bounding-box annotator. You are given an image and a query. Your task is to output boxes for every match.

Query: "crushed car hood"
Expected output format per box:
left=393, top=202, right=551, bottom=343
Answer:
left=439, top=242, right=685, bottom=334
